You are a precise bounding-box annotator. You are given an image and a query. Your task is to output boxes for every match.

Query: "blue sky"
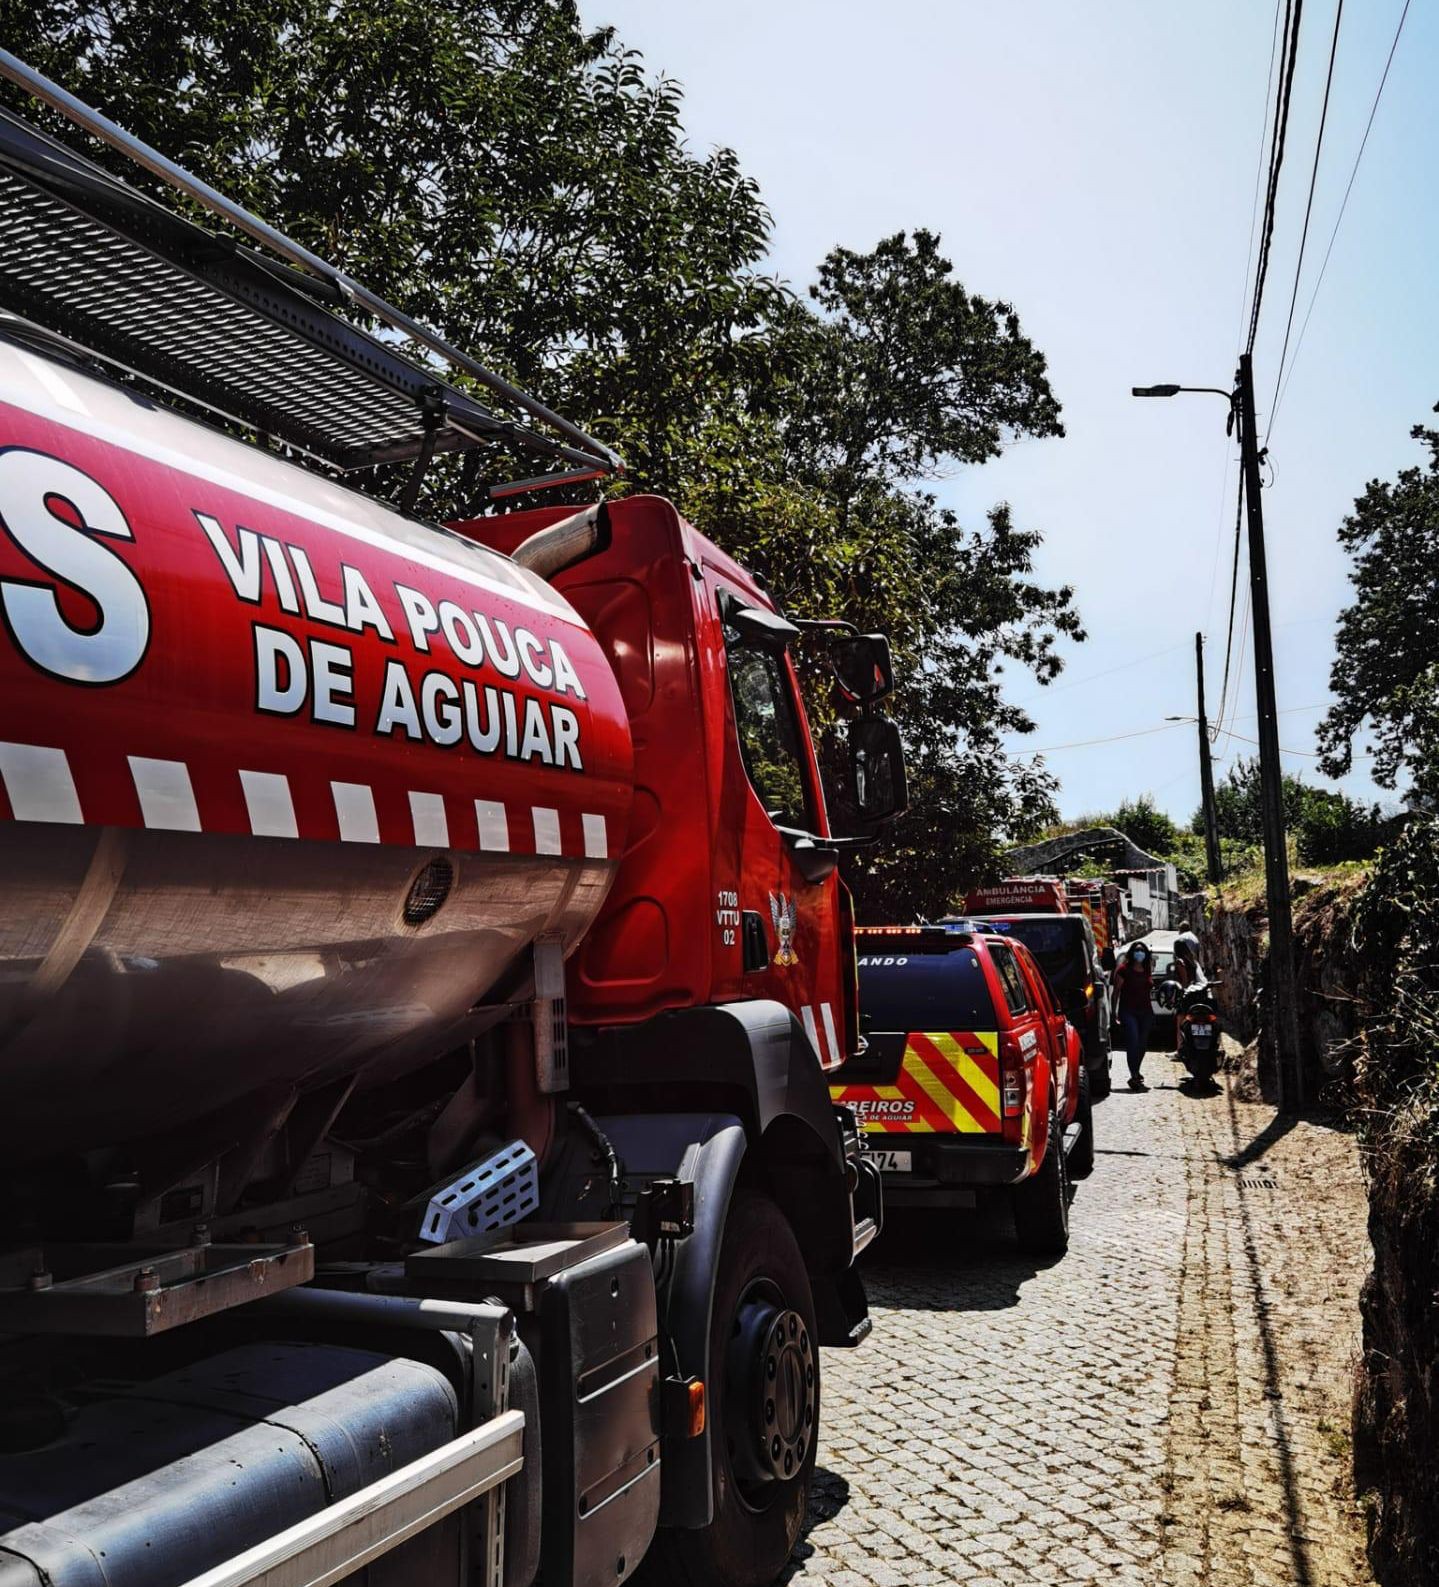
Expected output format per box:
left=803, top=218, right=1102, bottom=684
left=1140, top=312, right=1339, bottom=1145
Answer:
left=580, top=0, right=1438, bottom=822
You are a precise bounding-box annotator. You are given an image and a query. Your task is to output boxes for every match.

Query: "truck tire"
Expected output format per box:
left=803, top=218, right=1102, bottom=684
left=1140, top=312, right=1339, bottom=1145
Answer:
left=1089, top=1048, right=1112, bottom=1102
left=1012, top=1110, right=1071, bottom=1257
left=647, top=1191, right=818, bottom=1587
left=1068, top=1068, right=1095, bottom=1180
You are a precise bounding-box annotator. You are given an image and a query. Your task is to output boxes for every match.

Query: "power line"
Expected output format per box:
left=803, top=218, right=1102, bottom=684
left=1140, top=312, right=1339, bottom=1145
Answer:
left=1025, top=710, right=1334, bottom=760
left=1238, top=0, right=1290, bottom=343
left=1225, top=702, right=1330, bottom=721
left=1214, top=589, right=1253, bottom=755
left=1021, top=723, right=1183, bottom=756
left=1011, top=639, right=1190, bottom=708
left=1271, top=0, right=1413, bottom=429
left=1211, top=473, right=1246, bottom=736
left=1267, top=0, right=1345, bottom=430
left=1246, top=0, right=1306, bottom=355
left=1209, top=3, right=1285, bottom=728
left=1219, top=728, right=1375, bottom=762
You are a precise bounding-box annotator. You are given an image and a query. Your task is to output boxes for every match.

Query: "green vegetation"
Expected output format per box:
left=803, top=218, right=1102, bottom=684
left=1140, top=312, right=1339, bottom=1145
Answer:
left=1205, top=758, right=1386, bottom=866
left=3, top=0, right=1082, bottom=919
left=1312, top=407, right=1439, bottom=1586
left=1319, top=409, right=1439, bottom=808
left=1036, top=761, right=1389, bottom=896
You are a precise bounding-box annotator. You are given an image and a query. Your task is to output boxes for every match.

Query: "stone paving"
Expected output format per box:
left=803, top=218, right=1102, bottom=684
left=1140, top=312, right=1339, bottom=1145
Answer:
left=786, top=1050, right=1373, bottom=1586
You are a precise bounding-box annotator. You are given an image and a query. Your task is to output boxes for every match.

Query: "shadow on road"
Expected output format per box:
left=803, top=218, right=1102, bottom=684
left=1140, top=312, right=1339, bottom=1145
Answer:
left=858, top=1206, right=1061, bottom=1312
left=1220, top=1105, right=1303, bottom=1170
left=1222, top=1080, right=1317, bottom=1586
left=780, top=1467, right=851, bottom=1583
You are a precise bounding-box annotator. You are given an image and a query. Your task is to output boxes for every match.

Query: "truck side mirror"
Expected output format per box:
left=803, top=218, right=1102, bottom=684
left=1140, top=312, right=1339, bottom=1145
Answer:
left=849, top=716, right=907, bottom=823
left=832, top=634, right=893, bottom=704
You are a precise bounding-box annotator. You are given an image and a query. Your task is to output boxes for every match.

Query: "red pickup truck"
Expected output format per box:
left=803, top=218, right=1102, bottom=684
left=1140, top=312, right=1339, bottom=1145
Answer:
left=830, top=922, right=1093, bottom=1254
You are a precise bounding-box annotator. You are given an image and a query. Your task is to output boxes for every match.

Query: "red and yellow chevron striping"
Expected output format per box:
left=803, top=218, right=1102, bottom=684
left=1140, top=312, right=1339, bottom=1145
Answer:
left=831, top=1030, right=1001, bottom=1135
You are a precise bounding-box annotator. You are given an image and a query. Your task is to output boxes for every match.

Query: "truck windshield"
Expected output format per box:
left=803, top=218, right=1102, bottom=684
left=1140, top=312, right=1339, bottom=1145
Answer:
left=857, top=947, right=998, bottom=1032
left=981, top=918, right=1087, bottom=997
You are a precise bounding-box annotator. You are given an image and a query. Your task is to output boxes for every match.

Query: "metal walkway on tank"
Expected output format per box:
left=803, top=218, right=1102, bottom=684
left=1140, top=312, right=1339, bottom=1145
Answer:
left=0, top=49, right=621, bottom=503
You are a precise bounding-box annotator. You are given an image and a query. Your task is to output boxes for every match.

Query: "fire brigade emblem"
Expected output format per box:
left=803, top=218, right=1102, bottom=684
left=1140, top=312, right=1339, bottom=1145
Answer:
left=769, top=892, right=798, bottom=967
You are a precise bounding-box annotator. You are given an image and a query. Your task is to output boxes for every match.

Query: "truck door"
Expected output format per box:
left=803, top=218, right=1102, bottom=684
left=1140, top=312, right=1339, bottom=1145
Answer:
left=709, top=579, right=845, bottom=1067
left=1013, top=945, right=1074, bottom=1117
left=988, top=940, right=1049, bottom=1164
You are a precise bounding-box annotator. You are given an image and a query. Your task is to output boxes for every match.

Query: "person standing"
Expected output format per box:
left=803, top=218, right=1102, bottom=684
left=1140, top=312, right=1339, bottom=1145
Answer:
left=1112, top=941, right=1156, bottom=1091
left=1174, top=921, right=1203, bottom=970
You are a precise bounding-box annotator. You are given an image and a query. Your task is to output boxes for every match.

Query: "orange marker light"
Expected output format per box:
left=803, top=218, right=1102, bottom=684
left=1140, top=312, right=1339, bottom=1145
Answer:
left=687, top=1379, right=707, bottom=1437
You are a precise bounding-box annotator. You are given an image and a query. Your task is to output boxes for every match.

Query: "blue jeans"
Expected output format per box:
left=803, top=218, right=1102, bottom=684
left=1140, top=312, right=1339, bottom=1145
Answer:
left=1119, top=1010, right=1154, bottom=1078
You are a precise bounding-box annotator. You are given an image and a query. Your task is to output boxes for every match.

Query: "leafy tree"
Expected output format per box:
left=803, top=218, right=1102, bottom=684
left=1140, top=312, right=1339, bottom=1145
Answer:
left=1318, top=411, right=1439, bottom=804
left=1203, top=758, right=1382, bottom=865
left=1294, top=787, right=1384, bottom=866
left=1204, top=758, right=1307, bottom=844
left=0, top=0, right=785, bottom=508
left=780, top=231, right=1064, bottom=522
left=1109, top=795, right=1179, bottom=857
left=2, top=1, right=1080, bottom=917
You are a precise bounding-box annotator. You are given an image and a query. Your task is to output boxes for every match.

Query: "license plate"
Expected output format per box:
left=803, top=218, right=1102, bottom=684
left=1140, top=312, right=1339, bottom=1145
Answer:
left=869, top=1150, right=912, bottom=1173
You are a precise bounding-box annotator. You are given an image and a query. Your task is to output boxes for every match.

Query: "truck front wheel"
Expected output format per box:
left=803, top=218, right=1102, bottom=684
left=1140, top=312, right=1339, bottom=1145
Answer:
left=1089, top=1035, right=1112, bottom=1100
left=651, top=1191, right=819, bottom=1587
left=1068, top=1068, right=1096, bottom=1180
left=1012, top=1110, right=1071, bottom=1256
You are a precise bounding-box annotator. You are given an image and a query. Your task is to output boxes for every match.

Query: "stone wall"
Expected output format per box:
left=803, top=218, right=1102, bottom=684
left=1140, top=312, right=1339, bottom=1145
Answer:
left=1177, top=889, right=1261, bottom=1046
left=1187, top=877, right=1367, bottom=1104
left=1004, top=825, right=1171, bottom=876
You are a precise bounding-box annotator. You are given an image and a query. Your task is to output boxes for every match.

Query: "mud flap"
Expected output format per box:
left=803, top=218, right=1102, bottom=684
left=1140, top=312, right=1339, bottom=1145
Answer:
left=813, top=1266, right=873, bottom=1347
left=539, top=1240, right=660, bottom=1587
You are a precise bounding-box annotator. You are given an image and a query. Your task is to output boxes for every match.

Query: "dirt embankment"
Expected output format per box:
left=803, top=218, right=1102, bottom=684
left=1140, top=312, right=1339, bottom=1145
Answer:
left=1202, top=827, right=1439, bottom=1585
left=1344, top=821, right=1439, bottom=1586
left=1191, top=874, right=1367, bottom=1106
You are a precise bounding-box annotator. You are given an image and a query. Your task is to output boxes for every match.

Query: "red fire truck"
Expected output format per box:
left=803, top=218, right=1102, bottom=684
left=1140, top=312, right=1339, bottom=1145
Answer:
left=0, top=55, right=905, bottom=1587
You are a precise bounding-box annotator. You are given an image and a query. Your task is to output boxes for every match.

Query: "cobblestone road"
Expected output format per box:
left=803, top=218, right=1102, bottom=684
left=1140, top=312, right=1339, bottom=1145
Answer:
left=788, top=1054, right=1373, bottom=1586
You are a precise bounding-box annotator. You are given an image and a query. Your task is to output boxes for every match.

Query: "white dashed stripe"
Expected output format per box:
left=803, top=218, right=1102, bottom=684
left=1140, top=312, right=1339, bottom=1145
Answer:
left=129, top=756, right=201, bottom=831
left=533, top=807, right=562, bottom=856
left=0, top=742, right=83, bottom=823
left=800, top=1005, right=821, bottom=1059
left=820, top=1002, right=839, bottom=1064
left=0, top=743, right=613, bottom=858
left=475, top=799, right=509, bottom=851
left=409, top=791, right=449, bottom=848
left=332, top=780, right=380, bottom=843
left=239, top=770, right=298, bottom=838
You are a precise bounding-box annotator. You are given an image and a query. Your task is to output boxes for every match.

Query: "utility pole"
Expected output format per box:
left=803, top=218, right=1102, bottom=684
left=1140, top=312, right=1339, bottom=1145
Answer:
left=1235, top=352, right=1303, bottom=1111
left=1195, top=632, right=1222, bottom=886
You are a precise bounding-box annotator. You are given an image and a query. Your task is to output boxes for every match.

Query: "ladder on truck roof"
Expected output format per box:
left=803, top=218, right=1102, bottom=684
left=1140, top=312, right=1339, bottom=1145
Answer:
left=0, top=50, right=623, bottom=503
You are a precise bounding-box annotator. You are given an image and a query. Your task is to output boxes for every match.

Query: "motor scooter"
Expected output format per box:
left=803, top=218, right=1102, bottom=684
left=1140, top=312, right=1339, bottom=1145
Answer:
left=1158, top=977, right=1223, bottom=1087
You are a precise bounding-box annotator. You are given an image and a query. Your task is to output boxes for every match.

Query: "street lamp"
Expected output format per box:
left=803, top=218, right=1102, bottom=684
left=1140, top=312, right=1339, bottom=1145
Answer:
left=1131, top=357, right=1303, bottom=1111
left=1131, top=384, right=1233, bottom=403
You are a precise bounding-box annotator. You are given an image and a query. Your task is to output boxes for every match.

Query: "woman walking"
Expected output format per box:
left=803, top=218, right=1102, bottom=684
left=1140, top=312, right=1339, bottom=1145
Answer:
left=1112, top=941, right=1156, bottom=1091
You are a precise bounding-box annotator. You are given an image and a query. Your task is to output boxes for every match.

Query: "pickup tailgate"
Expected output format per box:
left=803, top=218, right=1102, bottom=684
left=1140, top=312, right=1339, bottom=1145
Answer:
left=830, top=935, right=1002, bottom=1136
